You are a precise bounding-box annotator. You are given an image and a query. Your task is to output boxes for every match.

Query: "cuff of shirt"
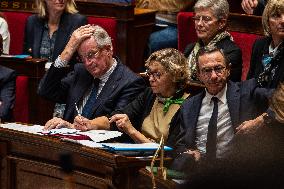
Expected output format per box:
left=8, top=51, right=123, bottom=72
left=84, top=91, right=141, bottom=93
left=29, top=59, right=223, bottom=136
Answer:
left=54, top=55, right=69, bottom=68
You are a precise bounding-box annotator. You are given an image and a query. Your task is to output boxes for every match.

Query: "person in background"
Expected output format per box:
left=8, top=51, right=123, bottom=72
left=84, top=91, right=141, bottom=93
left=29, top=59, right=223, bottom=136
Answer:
left=247, top=0, right=284, bottom=89
left=136, top=0, right=195, bottom=58
left=241, top=0, right=267, bottom=15
left=0, top=40, right=16, bottom=121
left=0, top=12, right=10, bottom=54
left=73, top=48, right=190, bottom=145
left=40, top=25, right=145, bottom=130
left=185, top=0, right=242, bottom=82
left=24, top=0, right=87, bottom=118
left=171, top=45, right=271, bottom=173
left=23, top=0, right=87, bottom=65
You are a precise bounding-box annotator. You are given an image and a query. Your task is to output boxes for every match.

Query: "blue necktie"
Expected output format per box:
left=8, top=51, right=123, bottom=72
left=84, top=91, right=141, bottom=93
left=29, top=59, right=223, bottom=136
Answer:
left=81, top=78, right=100, bottom=119
left=206, top=97, right=218, bottom=160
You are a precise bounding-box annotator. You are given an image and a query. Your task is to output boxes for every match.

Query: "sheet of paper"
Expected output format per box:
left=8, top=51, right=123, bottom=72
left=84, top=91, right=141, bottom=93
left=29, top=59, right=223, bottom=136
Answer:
left=0, top=123, right=43, bottom=135
left=80, top=130, right=122, bottom=142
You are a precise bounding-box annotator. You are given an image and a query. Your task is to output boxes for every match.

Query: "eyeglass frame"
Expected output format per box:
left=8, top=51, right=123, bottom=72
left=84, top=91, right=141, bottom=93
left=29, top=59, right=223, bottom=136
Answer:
left=145, top=69, right=165, bottom=80
left=199, top=65, right=227, bottom=77
left=80, top=49, right=101, bottom=62
left=192, top=15, right=215, bottom=24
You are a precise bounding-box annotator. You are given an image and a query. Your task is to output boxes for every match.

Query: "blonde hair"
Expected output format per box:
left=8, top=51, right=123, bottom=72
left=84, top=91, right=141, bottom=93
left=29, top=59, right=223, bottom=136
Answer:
left=36, top=0, right=78, bottom=18
left=262, top=0, right=284, bottom=36
left=145, top=48, right=189, bottom=89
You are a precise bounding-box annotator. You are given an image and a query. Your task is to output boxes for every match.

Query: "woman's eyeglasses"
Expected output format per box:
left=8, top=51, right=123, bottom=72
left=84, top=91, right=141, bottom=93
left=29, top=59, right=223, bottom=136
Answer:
left=192, top=16, right=214, bottom=24
left=146, top=69, right=164, bottom=80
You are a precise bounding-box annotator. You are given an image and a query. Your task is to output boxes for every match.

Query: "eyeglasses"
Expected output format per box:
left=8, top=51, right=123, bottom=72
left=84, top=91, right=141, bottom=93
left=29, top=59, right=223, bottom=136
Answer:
left=200, top=65, right=226, bottom=76
left=81, top=49, right=101, bottom=61
left=146, top=69, right=164, bottom=80
left=192, top=15, right=214, bottom=24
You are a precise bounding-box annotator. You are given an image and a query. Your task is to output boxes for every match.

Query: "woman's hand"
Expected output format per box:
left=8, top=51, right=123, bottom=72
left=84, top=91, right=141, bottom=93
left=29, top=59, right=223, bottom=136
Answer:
left=109, top=114, right=137, bottom=135
left=44, top=117, right=73, bottom=130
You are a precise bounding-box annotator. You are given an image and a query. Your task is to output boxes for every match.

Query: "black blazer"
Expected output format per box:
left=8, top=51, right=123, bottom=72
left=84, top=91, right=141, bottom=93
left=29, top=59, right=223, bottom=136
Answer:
left=38, top=58, right=146, bottom=122
left=23, top=13, right=87, bottom=64
left=0, top=65, right=16, bottom=121
left=111, top=87, right=184, bottom=146
left=184, top=36, right=243, bottom=82
left=247, top=37, right=284, bottom=88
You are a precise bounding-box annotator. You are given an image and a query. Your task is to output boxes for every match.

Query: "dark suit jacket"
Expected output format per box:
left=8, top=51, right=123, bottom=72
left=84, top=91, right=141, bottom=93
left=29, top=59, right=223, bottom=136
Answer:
left=174, top=79, right=271, bottom=155
left=0, top=66, right=16, bottom=121
left=111, top=87, right=184, bottom=146
left=38, top=58, right=145, bottom=122
left=23, top=13, right=87, bottom=64
left=184, top=36, right=243, bottom=82
left=247, top=37, right=284, bottom=88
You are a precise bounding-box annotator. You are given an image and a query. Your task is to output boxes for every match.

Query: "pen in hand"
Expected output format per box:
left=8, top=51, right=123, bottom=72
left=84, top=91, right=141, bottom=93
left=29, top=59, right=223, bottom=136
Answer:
left=75, top=102, right=81, bottom=116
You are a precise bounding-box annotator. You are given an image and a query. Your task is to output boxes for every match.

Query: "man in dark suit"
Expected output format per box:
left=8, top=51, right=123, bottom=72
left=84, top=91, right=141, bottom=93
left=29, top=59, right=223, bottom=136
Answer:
left=171, top=45, right=272, bottom=173
left=0, top=65, right=16, bottom=122
left=38, top=25, right=145, bottom=130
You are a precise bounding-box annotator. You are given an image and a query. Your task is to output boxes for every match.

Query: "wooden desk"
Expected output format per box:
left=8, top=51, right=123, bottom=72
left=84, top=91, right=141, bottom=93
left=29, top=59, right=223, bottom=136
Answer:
left=0, top=127, right=163, bottom=189
left=0, top=56, right=53, bottom=125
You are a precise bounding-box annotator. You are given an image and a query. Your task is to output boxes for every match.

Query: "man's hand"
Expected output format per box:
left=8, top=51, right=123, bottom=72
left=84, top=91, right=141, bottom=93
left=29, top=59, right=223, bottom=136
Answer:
left=73, top=115, right=93, bottom=131
left=183, top=149, right=201, bottom=162
left=241, top=0, right=259, bottom=15
left=44, top=117, right=73, bottom=130
left=109, top=114, right=136, bottom=135
left=236, top=114, right=265, bottom=135
left=60, top=24, right=96, bottom=62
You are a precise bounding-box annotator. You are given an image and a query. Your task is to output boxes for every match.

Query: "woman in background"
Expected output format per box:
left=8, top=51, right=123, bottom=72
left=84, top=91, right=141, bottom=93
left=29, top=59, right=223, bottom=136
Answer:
left=184, top=0, right=242, bottom=82
left=0, top=12, right=10, bottom=54
left=247, top=0, right=284, bottom=88
left=24, top=0, right=87, bottom=118
left=23, top=0, right=87, bottom=65
left=73, top=48, right=190, bottom=145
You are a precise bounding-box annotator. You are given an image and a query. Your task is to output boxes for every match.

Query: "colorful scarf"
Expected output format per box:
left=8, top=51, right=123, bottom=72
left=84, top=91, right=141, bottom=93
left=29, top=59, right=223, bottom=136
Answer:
left=187, top=31, right=234, bottom=81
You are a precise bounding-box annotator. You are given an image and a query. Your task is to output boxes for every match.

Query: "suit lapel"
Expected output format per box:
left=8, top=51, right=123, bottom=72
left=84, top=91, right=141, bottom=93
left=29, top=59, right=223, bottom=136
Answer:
left=227, top=81, right=240, bottom=130
left=33, top=19, right=44, bottom=58
left=53, top=13, right=70, bottom=61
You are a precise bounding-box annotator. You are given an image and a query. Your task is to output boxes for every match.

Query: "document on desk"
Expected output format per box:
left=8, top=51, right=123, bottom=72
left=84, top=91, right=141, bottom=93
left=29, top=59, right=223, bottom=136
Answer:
left=0, top=123, right=122, bottom=142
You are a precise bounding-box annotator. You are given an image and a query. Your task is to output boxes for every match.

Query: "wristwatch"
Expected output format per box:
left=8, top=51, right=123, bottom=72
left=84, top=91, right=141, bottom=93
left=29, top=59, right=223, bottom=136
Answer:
left=262, top=111, right=275, bottom=126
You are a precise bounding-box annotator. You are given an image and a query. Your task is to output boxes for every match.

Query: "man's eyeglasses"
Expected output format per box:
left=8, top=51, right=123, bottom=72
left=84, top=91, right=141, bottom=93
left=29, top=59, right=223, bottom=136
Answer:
left=81, top=49, right=101, bottom=61
left=192, top=15, right=214, bottom=24
left=200, top=65, right=226, bottom=76
left=146, top=69, right=163, bottom=80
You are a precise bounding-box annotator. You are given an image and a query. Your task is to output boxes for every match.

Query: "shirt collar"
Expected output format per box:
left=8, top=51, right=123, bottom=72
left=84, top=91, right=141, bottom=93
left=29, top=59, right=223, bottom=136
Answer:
left=204, top=84, right=227, bottom=104
left=97, top=58, right=117, bottom=83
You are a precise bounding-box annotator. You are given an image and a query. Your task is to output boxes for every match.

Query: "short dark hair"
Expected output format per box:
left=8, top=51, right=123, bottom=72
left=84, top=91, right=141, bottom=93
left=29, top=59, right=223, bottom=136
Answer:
left=196, top=45, right=230, bottom=72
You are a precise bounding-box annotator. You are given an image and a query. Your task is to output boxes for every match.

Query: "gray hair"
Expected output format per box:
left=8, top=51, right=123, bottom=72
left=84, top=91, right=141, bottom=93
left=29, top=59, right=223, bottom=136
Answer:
left=262, top=0, right=284, bottom=36
left=91, top=25, right=113, bottom=50
left=194, top=0, right=229, bottom=20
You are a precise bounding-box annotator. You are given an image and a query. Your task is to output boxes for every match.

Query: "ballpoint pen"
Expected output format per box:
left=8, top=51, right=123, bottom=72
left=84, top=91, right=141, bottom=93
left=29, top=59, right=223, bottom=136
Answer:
left=74, top=102, right=81, bottom=116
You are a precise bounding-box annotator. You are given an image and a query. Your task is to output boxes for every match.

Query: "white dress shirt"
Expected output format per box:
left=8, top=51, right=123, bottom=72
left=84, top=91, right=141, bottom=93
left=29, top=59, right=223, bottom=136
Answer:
left=195, top=84, right=235, bottom=158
